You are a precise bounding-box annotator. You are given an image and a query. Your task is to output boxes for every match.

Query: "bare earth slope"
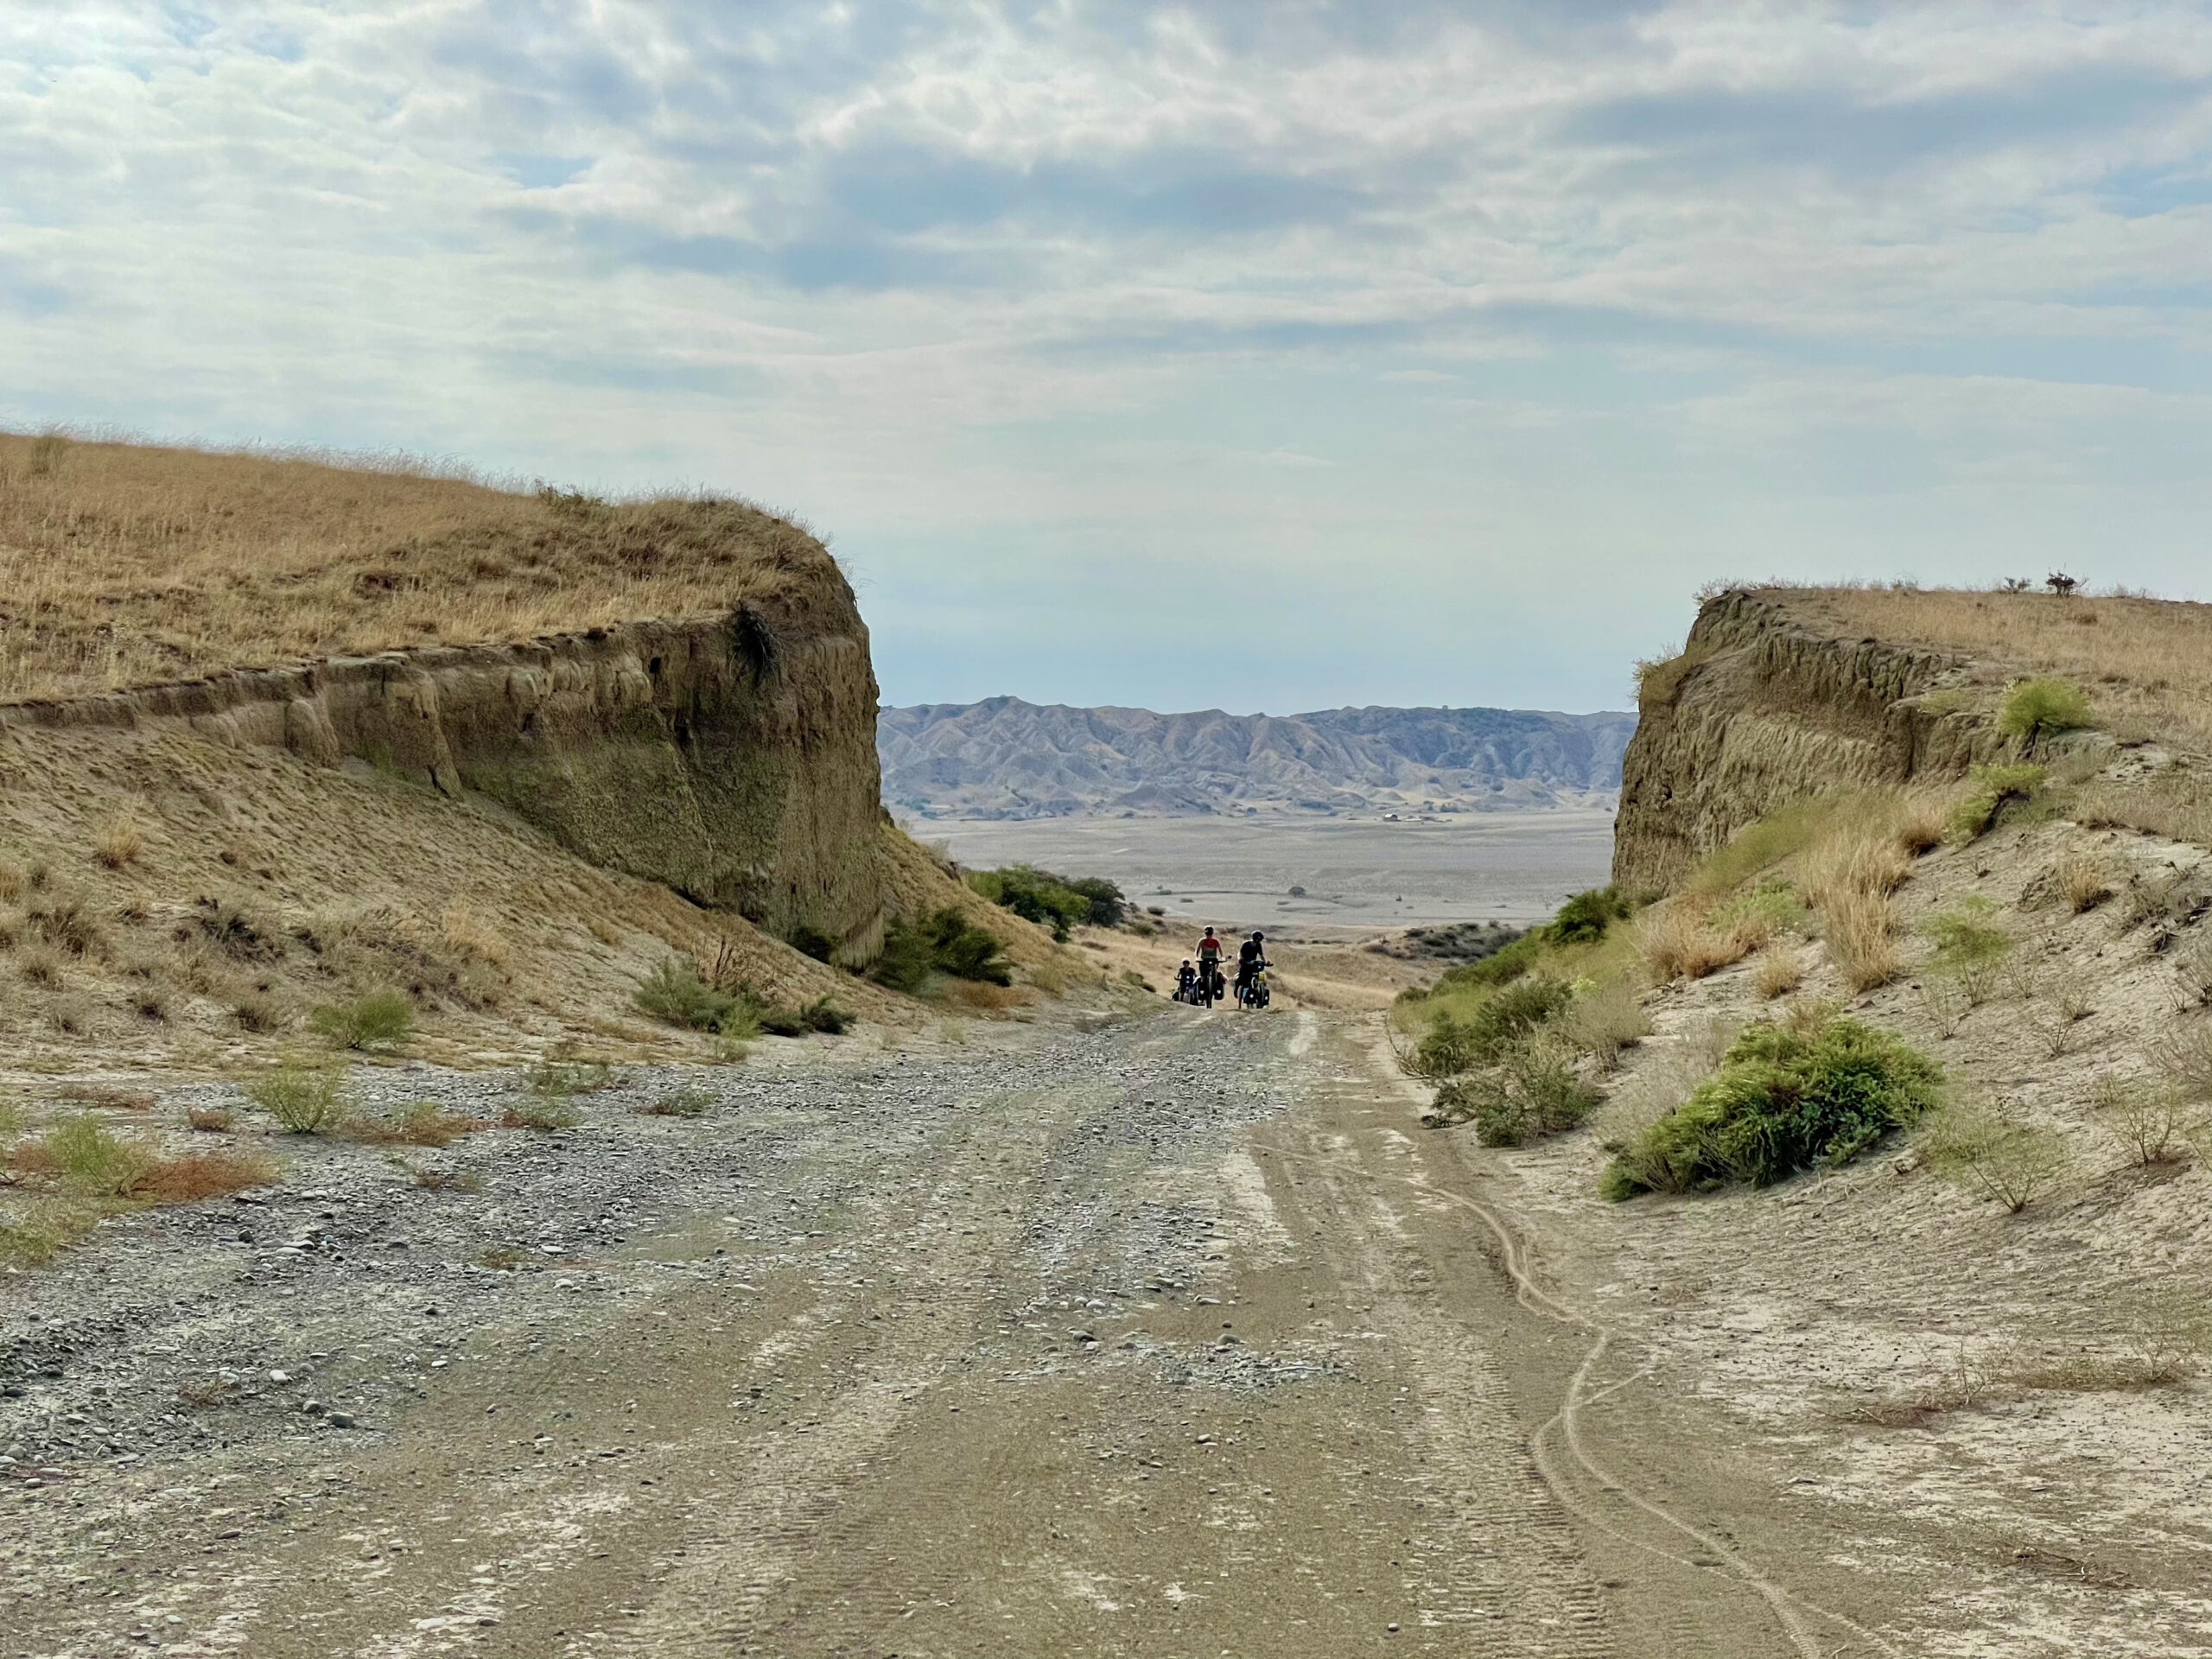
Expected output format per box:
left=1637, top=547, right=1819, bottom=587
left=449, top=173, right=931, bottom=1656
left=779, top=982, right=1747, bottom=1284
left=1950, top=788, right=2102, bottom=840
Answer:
left=880, top=696, right=1634, bottom=818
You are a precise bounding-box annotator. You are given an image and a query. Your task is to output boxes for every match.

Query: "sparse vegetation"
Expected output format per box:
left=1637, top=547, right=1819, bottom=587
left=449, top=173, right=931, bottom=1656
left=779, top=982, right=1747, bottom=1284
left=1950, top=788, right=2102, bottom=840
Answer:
left=500, top=1100, right=580, bottom=1131
left=1998, top=677, right=2095, bottom=746
left=1602, top=1011, right=1942, bottom=1199
left=2055, top=853, right=2113, bottom=914
left=1920, top=1098, right=2070, bottom=1212
left=528, top=1057, right=614, bottom=1098
left=308, top=988, right=415, bottom=1052
left=1753, top=950, right=1806, bottom=1000
left=1434, top=1033, right=1599, bottom=1147
left=633, top=957, right=739, bottom=1031
left=1945, top=763, right=2047, bottom=845
left=2090, top=1073, right=2193, bottom=1166
left=130, top=1150, right=277, bottom=1205
left=243, top=1060, right=352, bottom=1134
left=13, top=1115, right=157, bottom=1196
left=345, top=1102, right=481, bottom=1147
left=639, top=1087, right=715, bottom=1118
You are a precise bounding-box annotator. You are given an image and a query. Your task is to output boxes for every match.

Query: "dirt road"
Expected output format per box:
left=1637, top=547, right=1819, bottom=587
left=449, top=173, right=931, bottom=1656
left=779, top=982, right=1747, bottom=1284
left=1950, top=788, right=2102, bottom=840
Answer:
left=0, top=1003, right=2137, bottom=1657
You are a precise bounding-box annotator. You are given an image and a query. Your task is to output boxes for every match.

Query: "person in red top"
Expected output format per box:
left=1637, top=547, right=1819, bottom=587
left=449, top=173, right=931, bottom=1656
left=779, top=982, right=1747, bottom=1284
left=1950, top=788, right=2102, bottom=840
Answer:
left=1194, top=927, right=1227, bottom=1002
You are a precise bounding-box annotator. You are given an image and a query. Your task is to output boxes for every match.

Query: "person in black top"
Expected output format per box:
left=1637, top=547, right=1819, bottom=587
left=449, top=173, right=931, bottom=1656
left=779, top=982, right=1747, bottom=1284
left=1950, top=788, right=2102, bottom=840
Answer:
left=1235, top=931, right=1267, bottom=1004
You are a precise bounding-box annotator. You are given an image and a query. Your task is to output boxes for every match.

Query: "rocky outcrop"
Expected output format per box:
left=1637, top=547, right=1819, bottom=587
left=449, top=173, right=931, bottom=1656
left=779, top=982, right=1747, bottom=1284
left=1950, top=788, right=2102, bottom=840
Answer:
left=1612, top=589, right=2006, bottom=893
left=0, top=597, right=888, bottom=963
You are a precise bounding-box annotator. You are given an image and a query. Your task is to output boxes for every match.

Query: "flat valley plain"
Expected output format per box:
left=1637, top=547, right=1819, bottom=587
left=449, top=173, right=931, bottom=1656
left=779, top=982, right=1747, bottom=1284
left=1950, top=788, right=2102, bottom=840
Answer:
left=917, top=808, right=1618, bottom=934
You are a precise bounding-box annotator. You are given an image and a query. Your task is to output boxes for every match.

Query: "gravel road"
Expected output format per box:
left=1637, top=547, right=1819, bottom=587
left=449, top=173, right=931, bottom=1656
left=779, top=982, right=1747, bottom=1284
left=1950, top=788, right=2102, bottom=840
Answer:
left=0, top=1001, right=1991, bottom=1657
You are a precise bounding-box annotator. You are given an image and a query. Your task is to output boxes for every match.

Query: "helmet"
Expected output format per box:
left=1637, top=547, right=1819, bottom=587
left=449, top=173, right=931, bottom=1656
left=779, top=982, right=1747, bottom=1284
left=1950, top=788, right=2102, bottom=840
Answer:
left=1252, top=931, right=1264, bottom=940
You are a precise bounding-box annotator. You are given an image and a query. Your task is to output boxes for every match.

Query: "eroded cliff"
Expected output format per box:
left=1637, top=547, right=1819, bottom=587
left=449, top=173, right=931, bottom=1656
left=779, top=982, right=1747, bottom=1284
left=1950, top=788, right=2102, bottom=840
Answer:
left=2, top=598, right=888, bottom=964
left=1612, top=588, right=2008, bottom=893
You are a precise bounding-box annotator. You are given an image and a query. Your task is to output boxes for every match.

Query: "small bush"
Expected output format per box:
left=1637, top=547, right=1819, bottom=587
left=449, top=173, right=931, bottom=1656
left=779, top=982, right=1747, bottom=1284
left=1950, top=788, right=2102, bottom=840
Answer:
left=1439, top=1033, right=1599, bottom=1147
left=1410, top=976, right=1572, bottom=1078
left=802, top=996, right=853, bottom=1034
left=2172, top=934, right=2212, bottom=1010
left=439, top=903, right=510, bottom=967
left=188, top=893, right=283, bottom=961
left=2091, top=1073, right=2192, bottom=1166
left=1435, top=931, right=1541, bottom=989
left=1998, top=677, right=2094, bottom=746
left=639, top=1088, right=714, bottom=1118
left=1559, top=978, right=1651, bottom=1070
left=875, top=907, right=1014, bottom=993
left=93, top=815, right=145, bottom=870
left=2152, top=1021, right=2212, bottom=1102
left=632, top=957, right=735, bottom=1031
left=244, top=1061, right=352, bottom=1134
left=1602, top=1013, right=1942, bottom=1198
left=1945, top=764, right=2047, bottom=845
left=1546, top=887, right=1631, bottom=946
left=346, top=1102, right=480, bottom=1147
left=528, top=1057, right=613, bottom=1098
left=2056, top=854, right=2113, bottom=914
left=132, top=1150, right=276, bottom=1205
left=30, top=893, right=107, bottom=960
left=1822, top=889, right=1900, bottom=993
left=1920, top=1101, right=2070, bottom=1211
left=1637, top=903, right=1766, bottom=983
left=187, top=1106, right=233, bottom=1133
left=1916, top=974, right=1971, bottom=1039
left=308, top=988, right=414, bottom=1052
left=500, top=1100, right=579, bottom=1130
left=1753, top=952, right=1806, bottom=1001
left=232, top=991, right=289, bottom=1034
left=1926, top=898, right=2011, bottom=968
left=18, top=1115, right=158, bottom=1196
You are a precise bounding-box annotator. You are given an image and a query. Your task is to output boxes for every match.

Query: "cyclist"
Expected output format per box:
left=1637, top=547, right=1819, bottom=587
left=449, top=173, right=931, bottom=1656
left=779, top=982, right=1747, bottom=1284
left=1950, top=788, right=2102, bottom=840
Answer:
left=1235, top=931, right=1268, bottom=1006
left=1194, top=927, right=1228, bottom=1003
left=1173, top=959, right=1197, bottom=1003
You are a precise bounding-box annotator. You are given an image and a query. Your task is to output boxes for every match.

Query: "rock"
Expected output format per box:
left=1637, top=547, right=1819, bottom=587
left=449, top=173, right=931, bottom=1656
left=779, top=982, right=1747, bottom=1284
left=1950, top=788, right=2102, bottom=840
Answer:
left=326, top=1411, right=356, bottom=1429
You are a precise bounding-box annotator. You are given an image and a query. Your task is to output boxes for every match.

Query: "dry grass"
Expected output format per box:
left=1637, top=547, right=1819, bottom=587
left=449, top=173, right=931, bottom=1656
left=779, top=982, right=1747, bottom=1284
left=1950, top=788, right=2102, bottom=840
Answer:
left=130, top=1150, right=276, bottom=1204
left=92, top=814, right=145, bottom=870
left=1770, top=587, right=2212, bottom=749
left=1794, top=798, right=1931, bottom=992
left=0, top=431, right=830, bottom=702
left=343, top=1102, right=483, bottom=1147
left=1637, top=902, right=1769, bottom=983
left=186, top=1106, right=233, bottom=1132
left=2056, top=853, right=2113, bottom=913
left=1753, top=951, right=1806, bottom=1000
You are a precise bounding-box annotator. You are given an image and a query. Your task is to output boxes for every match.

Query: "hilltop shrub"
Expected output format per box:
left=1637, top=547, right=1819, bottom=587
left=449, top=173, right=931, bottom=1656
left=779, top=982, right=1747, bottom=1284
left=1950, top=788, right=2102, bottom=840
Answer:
left=1998, top=677, right=2094, bottom=746
left=1601, top=1013, right=1942, bottom=1199
left=874, top=907, right=1014, bottom=993
left=1946, top=764, right=2047, bottom=845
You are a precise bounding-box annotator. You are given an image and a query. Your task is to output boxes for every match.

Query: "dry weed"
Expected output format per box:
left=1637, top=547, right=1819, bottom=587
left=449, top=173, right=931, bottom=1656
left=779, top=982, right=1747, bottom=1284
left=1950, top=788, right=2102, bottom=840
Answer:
left=2056, top=853, right=2113, bottom=913
left=2152, top=1020, right=2212, bottom=1102
left=187, top=1107, right=233, bottom=1133
left=92, top=815, right=145, bottom=870
left=0, top=862, right=22, bottom=902
left=1920, top=1099, right=2071, bottom=1211
left=440, top=903, right=510, bottom=968
left=1559, top=979, right=1652, bottom=1071
left=344, top=1103, right=482, bottom=1147
left=2089, top=1073, right=2193, bottom=1165
left=1916, top=974, right=1971, bottom=1039
left=1636, top=903, right=1765, bottom=983
left=130, top=1151, right=276, bottom=1205
left=1822, top=889, right=1900, bottom=991
left=1752, top=950, right=1805, bottom=1000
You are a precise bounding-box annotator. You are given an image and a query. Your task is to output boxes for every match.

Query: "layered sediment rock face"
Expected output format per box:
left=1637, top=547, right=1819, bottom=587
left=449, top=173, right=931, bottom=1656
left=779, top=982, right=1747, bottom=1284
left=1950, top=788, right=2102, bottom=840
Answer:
left=0, top=596, right=888, bottom=963
left=1613, top=589, right=2004, bottom=893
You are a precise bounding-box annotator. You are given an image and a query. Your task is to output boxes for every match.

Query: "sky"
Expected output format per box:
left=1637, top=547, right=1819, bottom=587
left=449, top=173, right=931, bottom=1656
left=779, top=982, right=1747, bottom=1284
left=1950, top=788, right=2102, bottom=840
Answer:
left=5, top=3, right=2212, bottom=715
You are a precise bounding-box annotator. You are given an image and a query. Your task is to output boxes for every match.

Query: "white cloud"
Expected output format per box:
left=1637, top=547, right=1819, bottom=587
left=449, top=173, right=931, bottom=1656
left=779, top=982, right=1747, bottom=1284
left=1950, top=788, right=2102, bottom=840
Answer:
left=2, top=2, right=2210, bottom=710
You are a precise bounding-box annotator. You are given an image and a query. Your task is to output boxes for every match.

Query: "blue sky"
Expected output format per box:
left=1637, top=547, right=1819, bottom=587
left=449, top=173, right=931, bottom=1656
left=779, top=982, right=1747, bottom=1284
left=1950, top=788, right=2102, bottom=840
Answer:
left=5, top=3, right=2212, bottom=714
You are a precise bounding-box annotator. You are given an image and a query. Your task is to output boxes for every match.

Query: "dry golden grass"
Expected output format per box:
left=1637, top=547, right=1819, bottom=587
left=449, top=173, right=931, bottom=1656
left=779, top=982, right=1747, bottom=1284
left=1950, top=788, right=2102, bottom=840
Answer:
left=1770, top=586, right=2212, bottom=748
left=0, top=431, right=830, bottom=702
left=92, top=814, right=144, bottom=870
left=1753, top=950, right=1806, bottom=1000
left=2056, top=853, right=2113, bottom=914
left=1636, top=901, right=1768, bottom=982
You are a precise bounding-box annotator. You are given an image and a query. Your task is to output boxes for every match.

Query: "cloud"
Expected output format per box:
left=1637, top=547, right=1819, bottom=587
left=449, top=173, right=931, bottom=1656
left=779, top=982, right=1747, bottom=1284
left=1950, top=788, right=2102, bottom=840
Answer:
left=3, top=1, right=2211, bottom=711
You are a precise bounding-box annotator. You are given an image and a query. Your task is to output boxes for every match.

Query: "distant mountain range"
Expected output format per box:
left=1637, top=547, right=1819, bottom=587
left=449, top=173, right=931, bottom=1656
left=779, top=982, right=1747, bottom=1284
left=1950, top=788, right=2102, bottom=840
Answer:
left=878, top=698, right=1637, bottom=820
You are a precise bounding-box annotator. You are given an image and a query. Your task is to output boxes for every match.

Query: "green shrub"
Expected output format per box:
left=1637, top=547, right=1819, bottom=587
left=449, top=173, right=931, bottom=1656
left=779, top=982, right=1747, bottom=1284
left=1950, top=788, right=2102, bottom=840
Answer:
left=1708, top=878, right=1807, bottom=934
left=500, top=1100, right=579, bottom=1131
left=245, top=1061, right=352, bottom=1134
left=632, top=958, right=736, bottom=1031
left=966, top=865, right=1122, bottom=938
left=1945, top=763, right=2047, bottom=845
left=1410, top=976, right=1572, bottom=1078
left=39, top=1115, right=158, bottom=1196
left=874, top=908, right=1014, bottom=993
left=1602, top=1013, right=1942, bottom=1198
left=1545, top=887, right=1632, bottom=945
left=307, top=988, right=414, bottom=1052
left=1925, top=897, right=2012, bottom=966
left=1438, top=1035, right=1599, bottom=1147
left=802, top=996, right=852, bottom=1034
left=758, top=1005, right=809, bottom=1038
left=1999, top=677, right=2095, bottom=746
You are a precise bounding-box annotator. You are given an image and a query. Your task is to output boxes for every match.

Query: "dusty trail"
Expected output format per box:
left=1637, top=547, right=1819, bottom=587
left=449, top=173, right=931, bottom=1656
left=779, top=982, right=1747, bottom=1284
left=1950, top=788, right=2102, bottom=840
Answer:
left=3, top=1005, right=1916, bottom=1658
